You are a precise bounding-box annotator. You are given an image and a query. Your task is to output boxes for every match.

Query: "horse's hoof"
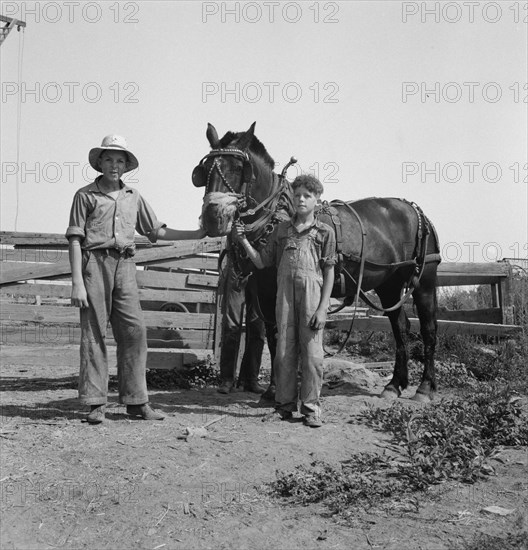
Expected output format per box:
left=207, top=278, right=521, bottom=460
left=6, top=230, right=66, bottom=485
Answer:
left=411, top=391, right=432, bottom=403
left=380, top=387, right=401, bottom=400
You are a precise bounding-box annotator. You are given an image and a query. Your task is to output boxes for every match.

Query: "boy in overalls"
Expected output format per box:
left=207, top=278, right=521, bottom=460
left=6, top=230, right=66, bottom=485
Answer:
left=235, top=175, right=336, bottom=427
left=66, top=135, right=206, bottom=424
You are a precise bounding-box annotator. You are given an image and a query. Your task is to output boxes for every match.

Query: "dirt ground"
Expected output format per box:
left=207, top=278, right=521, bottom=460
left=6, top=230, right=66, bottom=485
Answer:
left=1, top=349, right=527, bottom=550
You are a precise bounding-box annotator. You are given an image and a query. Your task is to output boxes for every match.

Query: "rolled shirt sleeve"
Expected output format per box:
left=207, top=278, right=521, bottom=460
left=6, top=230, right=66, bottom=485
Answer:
left=65, top=190, right=88, bottom=240
left=135, top=194, right=166, bottom=243
left=320, top=223, right=337, bottom=268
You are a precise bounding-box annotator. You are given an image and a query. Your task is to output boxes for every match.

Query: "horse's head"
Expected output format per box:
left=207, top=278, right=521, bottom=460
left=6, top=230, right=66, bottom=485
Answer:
left=193, top=122, right=275, bottom=237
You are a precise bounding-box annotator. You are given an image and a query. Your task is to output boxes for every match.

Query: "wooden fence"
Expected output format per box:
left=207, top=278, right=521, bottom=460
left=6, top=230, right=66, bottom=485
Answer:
left=328, top=260, right=522, bottom=337
left=0, top=232, right=225, bottom=369
left=0, top=232, right=523, bottom=372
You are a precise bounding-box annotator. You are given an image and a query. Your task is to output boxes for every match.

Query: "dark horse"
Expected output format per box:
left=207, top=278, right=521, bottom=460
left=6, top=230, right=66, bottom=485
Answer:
left=193, top=122, right=442, bottom=402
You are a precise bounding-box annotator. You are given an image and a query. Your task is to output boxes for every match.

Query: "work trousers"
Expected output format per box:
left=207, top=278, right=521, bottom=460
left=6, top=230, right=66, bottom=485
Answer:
left=79, top=249, right=148, bottom=405
left=274, top=228, right=325, bottom=417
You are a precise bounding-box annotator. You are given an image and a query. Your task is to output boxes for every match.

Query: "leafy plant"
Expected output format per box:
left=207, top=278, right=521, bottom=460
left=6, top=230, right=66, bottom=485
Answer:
left=271, top=454, right=410, bottom=515
left=449, top=531, right=528, bottom=550
left=270, top=387, right=528, bottom=520
left=361, top=388, right=528, bottom=485
left=146, top=359, right=221, bottom=389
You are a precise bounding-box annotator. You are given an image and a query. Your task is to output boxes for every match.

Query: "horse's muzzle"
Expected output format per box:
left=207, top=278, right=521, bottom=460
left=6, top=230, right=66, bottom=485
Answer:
left=201, top=192, right=239, bottom=237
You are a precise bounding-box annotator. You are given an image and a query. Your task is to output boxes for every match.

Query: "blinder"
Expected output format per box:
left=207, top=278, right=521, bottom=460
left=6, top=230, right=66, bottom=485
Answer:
left=192, top=164, right=207, bottom=188
left=191, top=148, right=253, bottom=190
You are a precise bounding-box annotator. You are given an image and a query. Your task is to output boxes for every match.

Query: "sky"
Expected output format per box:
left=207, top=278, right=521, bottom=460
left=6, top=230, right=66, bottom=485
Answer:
left=1, top=0, right=526, bottom=263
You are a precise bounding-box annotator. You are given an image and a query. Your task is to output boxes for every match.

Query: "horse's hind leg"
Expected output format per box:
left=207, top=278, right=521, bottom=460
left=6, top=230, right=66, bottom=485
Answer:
left=411, top=269, right=438, bottom=402
left=376, top=284, right=410, bottom=400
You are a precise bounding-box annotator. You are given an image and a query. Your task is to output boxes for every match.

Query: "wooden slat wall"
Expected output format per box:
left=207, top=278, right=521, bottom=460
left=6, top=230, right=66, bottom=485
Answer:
left=0, top=233, right=225, bottom=369
left=1, top=232, right=520, bottom=351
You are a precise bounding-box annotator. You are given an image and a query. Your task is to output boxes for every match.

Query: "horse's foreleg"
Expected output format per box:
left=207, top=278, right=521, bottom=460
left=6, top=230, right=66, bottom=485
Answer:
left=411, top=282, right=438, bottom=402
left=377, top=287, right=410, bottom=400
left=263, top=322, right=277, bottom=398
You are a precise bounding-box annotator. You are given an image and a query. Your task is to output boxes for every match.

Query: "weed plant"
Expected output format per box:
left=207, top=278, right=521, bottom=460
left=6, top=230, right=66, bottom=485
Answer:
left=270, top=386, right=528, bottom=518
left=146, top=359, right=220, bottom=389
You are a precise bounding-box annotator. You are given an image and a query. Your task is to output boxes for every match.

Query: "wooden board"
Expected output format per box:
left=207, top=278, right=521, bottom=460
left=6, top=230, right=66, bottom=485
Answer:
left=0, top=232, right=217, bottom=248
left=133, top=239, right=224, bottom=264
left=0, top=304, right=214, bottom=330
left=0, top=260, right=72, bottom=285
left=0, top=251, right=220, bottom=273
left=326, top=316, right=522, bottom=337
left=0, top=249, right=69, bottom=263
left=1, top=283, right=73, bottom=299
left=136, top=270, right=218, bottom=290
left=138, top=288, right=216, bottom=304
left=0, top=238, right=224, bottom=285
left=0, top=283, right=216, bottom=304
left=437, top=262, right=511, bottom=286
left=0, top=344, right=212, bottom=369
left=1, top=262, right=220, bottom=287
left=436, top=307, right=503, bottom=324
left=144, top=256, right=219, bottom=272
left=186, top=273, right=219, bottom=288
left=1, top=324, right=213, bottom=348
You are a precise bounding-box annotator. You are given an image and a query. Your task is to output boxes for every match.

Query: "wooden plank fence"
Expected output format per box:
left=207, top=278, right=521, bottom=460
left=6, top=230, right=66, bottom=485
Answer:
left=1, top=232, right=225, bottom=370
left=327, top=260, right=522, bottom=337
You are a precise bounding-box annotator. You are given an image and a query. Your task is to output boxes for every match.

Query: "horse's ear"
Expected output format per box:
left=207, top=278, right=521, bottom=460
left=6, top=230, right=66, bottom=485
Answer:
left=236, top=122, right=256, bottom=151
left=206, top=123, right=220, bottom=148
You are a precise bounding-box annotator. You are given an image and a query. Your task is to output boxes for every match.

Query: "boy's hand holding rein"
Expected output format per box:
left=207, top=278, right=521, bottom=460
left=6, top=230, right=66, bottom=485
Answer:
left=234, top=221, right=264, bottom=269
left=233, top=220, right=247, bottom=243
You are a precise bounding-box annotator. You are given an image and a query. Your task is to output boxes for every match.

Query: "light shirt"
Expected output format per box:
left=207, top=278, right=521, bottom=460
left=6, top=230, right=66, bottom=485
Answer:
left=65, top=176, right=165, bottom=251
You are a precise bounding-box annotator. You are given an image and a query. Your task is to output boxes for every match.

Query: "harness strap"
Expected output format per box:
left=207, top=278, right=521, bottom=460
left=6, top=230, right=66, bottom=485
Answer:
left=325, top=199, right=441, bottom=323
left=318, top=202, right=346, bottom=297
left=323, top=200, right=367, bottom=355
left=240, top=177, right=295, bottom=247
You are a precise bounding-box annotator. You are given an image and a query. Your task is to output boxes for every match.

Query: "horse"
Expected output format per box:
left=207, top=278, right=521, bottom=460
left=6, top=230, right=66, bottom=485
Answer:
left=193, top=122, right=442, bottom=402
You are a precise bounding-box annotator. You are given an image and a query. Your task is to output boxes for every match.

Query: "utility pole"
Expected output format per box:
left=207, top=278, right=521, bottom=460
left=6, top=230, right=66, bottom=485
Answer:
left=0, top=14, right=26, bottom=46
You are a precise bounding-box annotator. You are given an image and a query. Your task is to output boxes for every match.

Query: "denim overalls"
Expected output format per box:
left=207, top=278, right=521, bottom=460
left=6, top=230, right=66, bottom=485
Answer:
left=274, top=225, right=327, bottom=417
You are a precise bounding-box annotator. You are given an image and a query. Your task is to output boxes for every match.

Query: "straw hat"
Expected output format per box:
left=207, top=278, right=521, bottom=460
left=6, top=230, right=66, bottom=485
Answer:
left=89, top=134, right=139, bottom=173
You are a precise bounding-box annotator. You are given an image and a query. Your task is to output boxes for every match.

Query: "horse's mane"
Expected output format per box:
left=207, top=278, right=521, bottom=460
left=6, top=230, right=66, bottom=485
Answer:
left=219, top=131, right=275, bottom=169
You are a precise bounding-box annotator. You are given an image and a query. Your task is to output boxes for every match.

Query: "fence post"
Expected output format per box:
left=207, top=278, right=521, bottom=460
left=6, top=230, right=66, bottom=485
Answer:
left=500, top=261, right=514, bottom=325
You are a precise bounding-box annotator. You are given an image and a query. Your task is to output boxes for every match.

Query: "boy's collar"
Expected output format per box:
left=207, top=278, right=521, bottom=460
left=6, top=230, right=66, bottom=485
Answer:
left=289, top=214, right=323, bottom=230
left=88, top=175, right=132, bottom=193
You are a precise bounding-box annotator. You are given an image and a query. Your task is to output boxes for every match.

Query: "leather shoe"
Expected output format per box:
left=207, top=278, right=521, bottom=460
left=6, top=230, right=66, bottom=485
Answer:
left=217, top=381, right=233, bottom=394
left=261, top=385, right=276, bottom=401
left=243, top=380, right=266, bottom=394
left=261, top=410, right=293, bottom=422
left=126, top=404, right=165, bottom=420
left=303, top=415, right=322, bottom=428
left=87, top=405, right=105, bottom=424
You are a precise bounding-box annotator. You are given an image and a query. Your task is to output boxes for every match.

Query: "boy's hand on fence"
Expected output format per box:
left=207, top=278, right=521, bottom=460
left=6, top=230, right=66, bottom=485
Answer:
left=71, top=284, right=89, bottom=308
left=310, top=308, right=327, bottom=330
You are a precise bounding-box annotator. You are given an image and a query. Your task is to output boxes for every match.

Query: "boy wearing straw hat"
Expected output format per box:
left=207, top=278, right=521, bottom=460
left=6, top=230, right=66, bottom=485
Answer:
left=66, top=135, right=206, bottom=424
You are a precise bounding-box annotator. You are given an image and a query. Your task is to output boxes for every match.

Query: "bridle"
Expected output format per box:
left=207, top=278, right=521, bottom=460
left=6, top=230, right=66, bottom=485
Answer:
left=196, top=147, right=297, bottom=246
left=193, top=148, right=252, bottom=195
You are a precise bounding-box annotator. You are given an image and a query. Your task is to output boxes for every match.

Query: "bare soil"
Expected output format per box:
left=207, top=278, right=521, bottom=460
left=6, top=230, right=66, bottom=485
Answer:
left=1, top=349, right=527, bottom=550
